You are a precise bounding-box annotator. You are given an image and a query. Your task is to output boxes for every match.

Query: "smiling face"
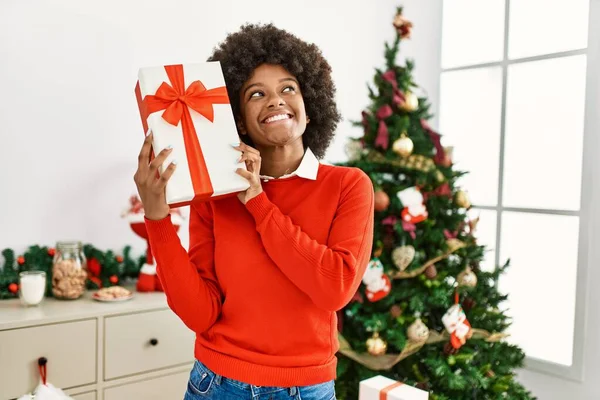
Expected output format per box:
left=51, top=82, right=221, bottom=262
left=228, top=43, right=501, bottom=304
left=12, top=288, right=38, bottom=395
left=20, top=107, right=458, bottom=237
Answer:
left=238, top=64, right=308, bottom=148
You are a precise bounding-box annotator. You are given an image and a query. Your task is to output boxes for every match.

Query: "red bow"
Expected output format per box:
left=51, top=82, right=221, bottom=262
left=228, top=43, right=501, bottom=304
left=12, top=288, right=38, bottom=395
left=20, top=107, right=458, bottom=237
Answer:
left=149, top=78, right=229, bottom=127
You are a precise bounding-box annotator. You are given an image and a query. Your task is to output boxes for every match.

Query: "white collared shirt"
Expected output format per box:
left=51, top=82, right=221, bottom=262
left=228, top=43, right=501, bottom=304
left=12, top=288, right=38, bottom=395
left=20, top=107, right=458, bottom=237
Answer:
left=259, top=147, right=320, bottom=182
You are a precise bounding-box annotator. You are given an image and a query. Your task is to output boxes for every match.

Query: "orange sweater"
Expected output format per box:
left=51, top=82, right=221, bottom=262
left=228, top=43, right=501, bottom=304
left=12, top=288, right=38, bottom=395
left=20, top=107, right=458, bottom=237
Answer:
left=145, top=164, right=374, bottom=387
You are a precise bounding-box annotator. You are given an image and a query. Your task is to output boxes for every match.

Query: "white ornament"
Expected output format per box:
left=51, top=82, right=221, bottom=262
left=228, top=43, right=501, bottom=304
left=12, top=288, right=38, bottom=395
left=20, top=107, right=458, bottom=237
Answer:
left=362, top=259, right=391, bottom=302
left=397, top=187, right=428, bottom=223
left=391, top=246, right=415, bottom=271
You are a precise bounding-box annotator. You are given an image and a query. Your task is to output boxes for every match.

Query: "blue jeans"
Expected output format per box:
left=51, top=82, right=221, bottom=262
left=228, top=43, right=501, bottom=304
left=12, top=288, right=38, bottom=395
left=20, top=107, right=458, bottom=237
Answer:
left=184, top=360, right=336, bottom=400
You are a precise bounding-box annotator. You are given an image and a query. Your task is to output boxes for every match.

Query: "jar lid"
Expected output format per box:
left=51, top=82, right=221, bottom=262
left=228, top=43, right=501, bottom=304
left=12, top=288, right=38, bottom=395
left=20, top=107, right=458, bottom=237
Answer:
left=56, top=241, right=83, bottom=250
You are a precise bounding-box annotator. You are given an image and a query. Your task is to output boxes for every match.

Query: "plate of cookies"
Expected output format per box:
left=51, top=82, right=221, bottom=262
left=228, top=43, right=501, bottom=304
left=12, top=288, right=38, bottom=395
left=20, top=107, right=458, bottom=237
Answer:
left=92, top=286, right=133, bottom=302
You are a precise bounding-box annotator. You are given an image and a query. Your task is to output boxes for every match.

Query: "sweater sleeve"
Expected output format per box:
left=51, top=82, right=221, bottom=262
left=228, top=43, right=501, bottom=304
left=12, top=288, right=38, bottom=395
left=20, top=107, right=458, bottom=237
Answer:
left=145, top=202, right=222, bottom=333
left=245, top=169, right=374, bottom=312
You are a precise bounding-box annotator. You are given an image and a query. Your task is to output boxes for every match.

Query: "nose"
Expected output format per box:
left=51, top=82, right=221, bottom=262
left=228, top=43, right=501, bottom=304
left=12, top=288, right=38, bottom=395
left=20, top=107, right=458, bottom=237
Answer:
left=267, top=92, right=286, bottom=108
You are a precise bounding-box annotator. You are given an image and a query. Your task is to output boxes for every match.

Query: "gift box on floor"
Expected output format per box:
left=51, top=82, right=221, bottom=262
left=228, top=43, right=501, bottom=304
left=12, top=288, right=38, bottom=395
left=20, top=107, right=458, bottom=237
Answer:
left=359, top=375, right=429, bottom=400
left=135, top=61, right=250, bottom=208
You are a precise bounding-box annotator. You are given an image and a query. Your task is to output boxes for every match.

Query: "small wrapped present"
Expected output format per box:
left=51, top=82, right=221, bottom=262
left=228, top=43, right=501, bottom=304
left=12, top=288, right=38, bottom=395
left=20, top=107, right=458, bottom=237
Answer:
left=135, top=62, right=249, bottom=207
left=359, top=375, right=429, bottom=400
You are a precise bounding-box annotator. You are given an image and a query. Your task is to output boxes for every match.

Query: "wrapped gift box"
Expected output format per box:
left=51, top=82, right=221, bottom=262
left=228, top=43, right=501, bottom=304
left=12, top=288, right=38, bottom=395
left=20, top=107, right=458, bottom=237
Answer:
left=359, top=375, right=429, bottom=400
left=135, top=61, right=249, bottom=207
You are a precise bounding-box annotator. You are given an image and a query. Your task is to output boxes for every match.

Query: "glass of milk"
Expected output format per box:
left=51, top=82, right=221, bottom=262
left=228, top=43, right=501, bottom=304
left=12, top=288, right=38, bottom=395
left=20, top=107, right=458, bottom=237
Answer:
left=19, top=271, right=47, bottom=306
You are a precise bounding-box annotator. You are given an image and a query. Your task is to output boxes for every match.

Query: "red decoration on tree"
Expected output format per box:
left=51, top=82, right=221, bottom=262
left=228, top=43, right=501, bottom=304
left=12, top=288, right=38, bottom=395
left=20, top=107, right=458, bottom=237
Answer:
left=444, top=341, right=458, bottom=356
left=109, top=275, right=119, bottom=284
left=115, top=255, right=124, bottom=263
left=47, top=248, right=56, bottom=257
left=8, top=283, right=18, bottom=294
left=363, top=259, right=392, bottom=302
left=375, top=121, right=389, bottom=150
left=462, top=298, right=476, bottom=313
left=443, top=292, right=473, bottom=350
left=374, top=190, right=391, bottom=212
left=421, top=119, right=446, bottom=166
left=401, top=220, right=417, bottom=239
left=17, top=256, right=25, bottom=265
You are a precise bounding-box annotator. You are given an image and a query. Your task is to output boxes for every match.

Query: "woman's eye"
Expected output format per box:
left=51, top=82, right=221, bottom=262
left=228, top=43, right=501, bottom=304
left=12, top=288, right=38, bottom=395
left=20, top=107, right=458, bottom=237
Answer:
left=282, top=86, right=296, bottom=93
left=250, top=91, right=264, bottom=98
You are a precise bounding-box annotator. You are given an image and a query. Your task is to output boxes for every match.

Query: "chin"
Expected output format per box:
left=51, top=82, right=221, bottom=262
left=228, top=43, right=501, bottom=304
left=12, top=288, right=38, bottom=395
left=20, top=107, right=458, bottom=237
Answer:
left=265, top=131, right=299, bottom=146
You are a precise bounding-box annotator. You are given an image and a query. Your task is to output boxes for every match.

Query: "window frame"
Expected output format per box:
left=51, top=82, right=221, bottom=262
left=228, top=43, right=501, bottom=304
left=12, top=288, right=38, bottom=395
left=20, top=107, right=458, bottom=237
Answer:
left=438, top=0, right=598, bottom=381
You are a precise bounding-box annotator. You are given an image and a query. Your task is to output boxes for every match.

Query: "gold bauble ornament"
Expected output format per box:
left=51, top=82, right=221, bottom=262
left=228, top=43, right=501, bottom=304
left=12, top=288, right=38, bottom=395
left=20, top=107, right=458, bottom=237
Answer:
left=435, top=170, right=445, bottom=183
left=392, top=133, right=414, bottom=158
left=455, top=190, right=471, bottom=209
left=457, top=266, right=478, bottom=288
left=400, top=91, right=419, bottom=112
left=407, top=318, right=430, bottom=342
left=366, top=332, right=388, bottom=356
left=391, top=245, right=416, bottom=271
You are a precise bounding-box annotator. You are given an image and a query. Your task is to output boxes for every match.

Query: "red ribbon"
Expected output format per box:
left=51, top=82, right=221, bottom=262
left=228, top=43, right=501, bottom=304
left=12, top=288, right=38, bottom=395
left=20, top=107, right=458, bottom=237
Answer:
left=380, top=381, right=404, bottom=400
left=136, top=65, right=231, bottom=203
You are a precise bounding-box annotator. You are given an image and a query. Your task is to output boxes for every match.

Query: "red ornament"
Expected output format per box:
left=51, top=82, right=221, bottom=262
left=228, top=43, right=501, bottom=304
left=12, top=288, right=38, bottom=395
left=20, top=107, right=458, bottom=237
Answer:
left=17, top=256, right=25, bottom=265
left=374, top=191, right=390, bottom=212
left=115, top=255, right=124, bottom=263
left=8, top=283, right=19, bottom=294
left=109, top=275, right=119, bottom=284
left=444, top=341, right=458, bottom=356
left=88, top=258, right=101, bottom=277
left=462, top=298, right=476, bottom=312
left=47, top=248, right=56, bottom=257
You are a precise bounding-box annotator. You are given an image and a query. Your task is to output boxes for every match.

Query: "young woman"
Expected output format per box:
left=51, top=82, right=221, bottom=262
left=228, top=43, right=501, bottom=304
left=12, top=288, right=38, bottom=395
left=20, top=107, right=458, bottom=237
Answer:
left=134, top=23, right=374, bottom=400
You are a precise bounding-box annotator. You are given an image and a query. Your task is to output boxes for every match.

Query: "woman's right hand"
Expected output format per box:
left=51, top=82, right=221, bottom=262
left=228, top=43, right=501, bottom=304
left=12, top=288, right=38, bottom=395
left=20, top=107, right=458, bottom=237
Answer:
left=133, top=133, right=177, bottom=221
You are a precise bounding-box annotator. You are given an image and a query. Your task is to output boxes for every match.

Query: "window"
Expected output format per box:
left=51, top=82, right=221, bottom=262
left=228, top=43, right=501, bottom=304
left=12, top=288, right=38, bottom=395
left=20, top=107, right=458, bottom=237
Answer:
left=439, top=0, right=592, bottom=380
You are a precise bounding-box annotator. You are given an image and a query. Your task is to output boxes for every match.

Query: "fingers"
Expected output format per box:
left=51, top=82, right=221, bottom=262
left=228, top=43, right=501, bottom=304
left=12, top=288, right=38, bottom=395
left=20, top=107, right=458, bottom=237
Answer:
left=137, top=133, right=154, bottom=173
left=233, top=142, right=260, bottom=156
left=147, top=146, right=174, bottom=177
left=157, top=161, right=177, bottom=189
left=236, top=167, right=254, bottom=181
left=238, top=151, right=261, bottom=164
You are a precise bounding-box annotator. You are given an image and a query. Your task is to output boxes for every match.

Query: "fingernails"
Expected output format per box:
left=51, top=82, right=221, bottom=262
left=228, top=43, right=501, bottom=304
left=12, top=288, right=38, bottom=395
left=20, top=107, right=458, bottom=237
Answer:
left=231, top=142, right=240, bottom=147
left=166, top=144, right=173, bottom=150
left=171, top=159, right=178, bottom=165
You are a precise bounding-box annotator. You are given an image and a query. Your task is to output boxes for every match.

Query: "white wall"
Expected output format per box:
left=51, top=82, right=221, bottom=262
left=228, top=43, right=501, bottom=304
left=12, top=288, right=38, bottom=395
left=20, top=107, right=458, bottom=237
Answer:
left=0, top=0, right=441, bottom=254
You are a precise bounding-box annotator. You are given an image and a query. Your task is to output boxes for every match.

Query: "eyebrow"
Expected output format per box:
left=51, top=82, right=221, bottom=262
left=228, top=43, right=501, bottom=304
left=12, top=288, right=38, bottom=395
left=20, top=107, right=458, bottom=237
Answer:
left=243, top=77, right=300, bottom=96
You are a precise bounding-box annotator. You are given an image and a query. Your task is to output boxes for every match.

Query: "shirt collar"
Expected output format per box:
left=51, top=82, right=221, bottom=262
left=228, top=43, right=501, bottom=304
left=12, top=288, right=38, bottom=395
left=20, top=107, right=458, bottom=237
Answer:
left=260, top=147, right=320, bottom=181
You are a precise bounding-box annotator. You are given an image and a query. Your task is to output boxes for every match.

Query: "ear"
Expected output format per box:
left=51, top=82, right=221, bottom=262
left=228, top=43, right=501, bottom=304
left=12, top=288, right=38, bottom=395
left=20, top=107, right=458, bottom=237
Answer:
left=306, top=115, right=311, bottom=124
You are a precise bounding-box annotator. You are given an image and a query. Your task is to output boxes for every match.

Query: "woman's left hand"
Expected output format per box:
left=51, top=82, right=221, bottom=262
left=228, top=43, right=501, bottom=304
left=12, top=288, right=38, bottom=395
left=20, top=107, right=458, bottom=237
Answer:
left=233, top=142, right=263, bottom=204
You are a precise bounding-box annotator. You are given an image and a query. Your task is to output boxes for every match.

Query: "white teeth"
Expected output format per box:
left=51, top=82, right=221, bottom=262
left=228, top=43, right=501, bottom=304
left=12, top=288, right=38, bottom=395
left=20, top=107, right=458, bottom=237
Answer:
left=265, top=114, right=290, bottom=123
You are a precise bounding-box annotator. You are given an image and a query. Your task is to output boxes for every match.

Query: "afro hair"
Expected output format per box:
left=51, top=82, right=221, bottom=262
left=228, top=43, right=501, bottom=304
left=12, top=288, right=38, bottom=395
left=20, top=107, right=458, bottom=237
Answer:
left=208, top=23, right=341, bottom=159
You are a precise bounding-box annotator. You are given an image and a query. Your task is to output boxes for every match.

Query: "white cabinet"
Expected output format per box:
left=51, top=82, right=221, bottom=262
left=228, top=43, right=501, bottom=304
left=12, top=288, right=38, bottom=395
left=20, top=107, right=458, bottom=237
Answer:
left=0, top=289, right=195, bottom=400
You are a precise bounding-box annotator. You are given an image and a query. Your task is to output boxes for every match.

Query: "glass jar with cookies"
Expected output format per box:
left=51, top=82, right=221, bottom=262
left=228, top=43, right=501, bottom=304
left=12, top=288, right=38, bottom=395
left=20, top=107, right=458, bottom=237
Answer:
left=52, top=241, right=88, bottom=300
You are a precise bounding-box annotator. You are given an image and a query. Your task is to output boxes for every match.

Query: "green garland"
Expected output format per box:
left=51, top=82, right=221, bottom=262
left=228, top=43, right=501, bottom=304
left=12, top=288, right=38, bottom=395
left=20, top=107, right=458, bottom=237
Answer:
left=0, top=244, right=145, bottom=299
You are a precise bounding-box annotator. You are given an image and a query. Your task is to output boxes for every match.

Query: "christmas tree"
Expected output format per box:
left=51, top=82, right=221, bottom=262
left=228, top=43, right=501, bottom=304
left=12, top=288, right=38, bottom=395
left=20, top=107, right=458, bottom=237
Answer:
left=334, top=7, right=535, bottom=400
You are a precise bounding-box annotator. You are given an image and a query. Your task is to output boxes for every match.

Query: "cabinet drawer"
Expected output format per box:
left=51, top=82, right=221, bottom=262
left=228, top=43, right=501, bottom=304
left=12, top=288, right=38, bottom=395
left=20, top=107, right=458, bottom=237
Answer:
left=0, top=319, right=96, bottom=400
left=103, top=371, right=189, bottom=400
left=104, top=309, right=194, bottom=380
left=72, top=391, right=96, bottom=400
